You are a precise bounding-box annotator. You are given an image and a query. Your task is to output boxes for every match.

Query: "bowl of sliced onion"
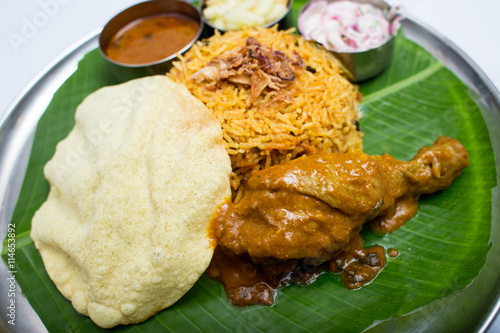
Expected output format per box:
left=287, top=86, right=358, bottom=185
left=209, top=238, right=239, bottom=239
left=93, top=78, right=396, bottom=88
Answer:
left=200, top=0, right=293, bottom=32
left=298, top=0, right=403, bottom=82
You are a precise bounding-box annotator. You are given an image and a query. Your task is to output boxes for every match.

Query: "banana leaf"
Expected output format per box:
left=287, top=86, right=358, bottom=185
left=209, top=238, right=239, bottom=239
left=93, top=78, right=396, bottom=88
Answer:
left=2, top=3, right=497, bottom=332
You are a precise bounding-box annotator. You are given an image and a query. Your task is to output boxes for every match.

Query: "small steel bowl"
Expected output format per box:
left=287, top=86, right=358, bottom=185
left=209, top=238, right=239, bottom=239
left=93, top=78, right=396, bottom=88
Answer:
left=298, top=0, right=401, bottom=82
left=99, top=0, right=203, bottom=82
left=200, top=0, right=294, bottom=34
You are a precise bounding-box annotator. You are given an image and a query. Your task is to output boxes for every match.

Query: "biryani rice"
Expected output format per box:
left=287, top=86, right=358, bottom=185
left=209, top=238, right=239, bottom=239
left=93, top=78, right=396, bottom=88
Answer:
left=167, top=26, right=363, bottom=193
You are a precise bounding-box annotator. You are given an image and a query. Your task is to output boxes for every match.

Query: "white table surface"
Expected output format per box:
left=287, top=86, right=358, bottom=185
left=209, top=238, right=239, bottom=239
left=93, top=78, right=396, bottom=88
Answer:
left=0, top=0, right=499, bottom=332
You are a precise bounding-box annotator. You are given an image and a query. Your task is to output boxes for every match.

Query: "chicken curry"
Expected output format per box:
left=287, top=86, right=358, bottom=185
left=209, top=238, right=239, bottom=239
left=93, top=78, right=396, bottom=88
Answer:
left=207, top=136, right=469, bottom=306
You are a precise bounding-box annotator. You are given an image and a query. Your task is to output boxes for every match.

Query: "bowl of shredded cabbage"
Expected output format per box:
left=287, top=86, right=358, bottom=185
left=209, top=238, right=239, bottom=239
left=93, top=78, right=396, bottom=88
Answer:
left=200, top=0, right=293, bottom=32
left=298, top=0, right=402, bottom=81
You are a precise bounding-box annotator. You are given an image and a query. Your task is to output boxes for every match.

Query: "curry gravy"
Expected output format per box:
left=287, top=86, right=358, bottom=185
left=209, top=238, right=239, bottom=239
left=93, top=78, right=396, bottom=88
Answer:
left=105, top=14, right=199, bottom=65
left=207, top=235, right=386, bottom=306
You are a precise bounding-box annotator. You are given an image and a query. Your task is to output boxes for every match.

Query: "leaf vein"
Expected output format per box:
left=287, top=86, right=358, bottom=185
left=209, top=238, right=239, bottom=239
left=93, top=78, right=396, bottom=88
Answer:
left=361, top=62, right=444, bottom=105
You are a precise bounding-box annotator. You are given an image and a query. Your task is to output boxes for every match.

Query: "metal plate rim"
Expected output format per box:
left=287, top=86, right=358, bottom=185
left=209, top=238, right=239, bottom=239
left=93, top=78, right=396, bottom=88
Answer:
left=0, top=16, right=499, bottom=333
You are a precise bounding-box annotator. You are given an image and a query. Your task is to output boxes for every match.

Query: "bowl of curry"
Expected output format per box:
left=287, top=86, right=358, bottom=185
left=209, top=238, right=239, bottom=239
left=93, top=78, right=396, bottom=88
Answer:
left=99, top=0, right=203, bottom=79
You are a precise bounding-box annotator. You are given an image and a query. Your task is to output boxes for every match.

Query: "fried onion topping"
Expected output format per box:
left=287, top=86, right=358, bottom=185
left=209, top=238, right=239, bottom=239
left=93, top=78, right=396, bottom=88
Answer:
left=192, top=37, right=305, bottom=103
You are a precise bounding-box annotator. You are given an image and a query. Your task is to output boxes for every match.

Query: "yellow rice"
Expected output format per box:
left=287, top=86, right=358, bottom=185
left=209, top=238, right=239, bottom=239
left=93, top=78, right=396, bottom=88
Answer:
left=167, top=26, right=363, bottom=193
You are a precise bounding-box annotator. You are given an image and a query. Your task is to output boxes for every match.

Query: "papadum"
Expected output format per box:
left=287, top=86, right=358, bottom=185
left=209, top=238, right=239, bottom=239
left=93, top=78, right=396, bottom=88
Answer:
left=31, top=76, right=232, bottom=328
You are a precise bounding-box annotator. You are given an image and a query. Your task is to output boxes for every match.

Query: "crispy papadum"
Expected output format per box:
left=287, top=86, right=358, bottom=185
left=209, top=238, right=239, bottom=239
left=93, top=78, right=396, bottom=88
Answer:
left=31, top=76, right=231, bottom=328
